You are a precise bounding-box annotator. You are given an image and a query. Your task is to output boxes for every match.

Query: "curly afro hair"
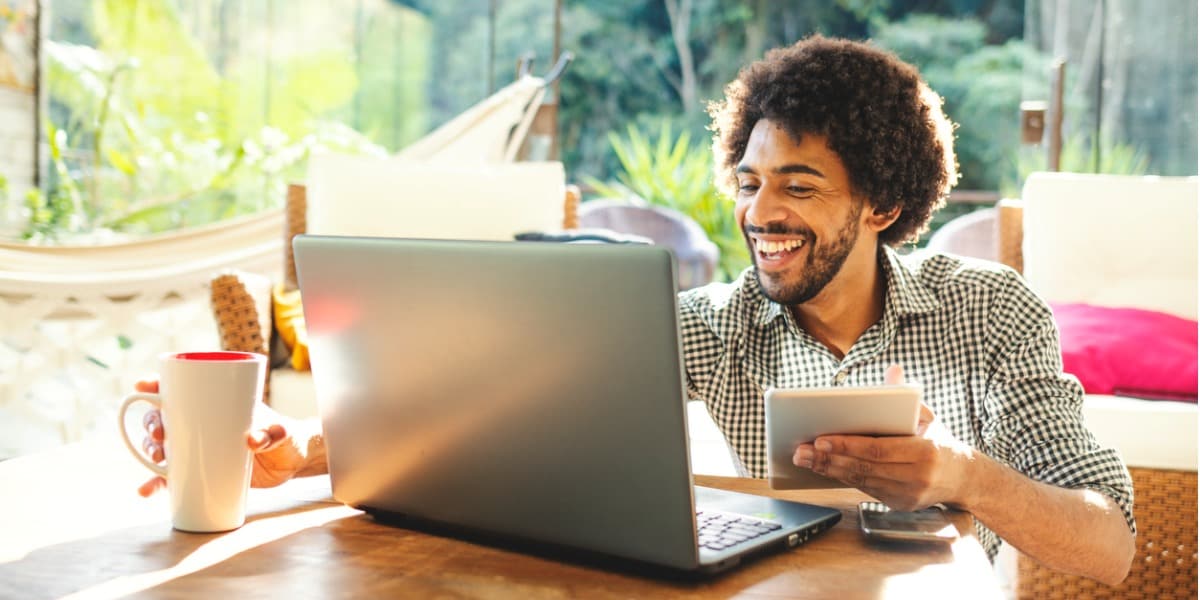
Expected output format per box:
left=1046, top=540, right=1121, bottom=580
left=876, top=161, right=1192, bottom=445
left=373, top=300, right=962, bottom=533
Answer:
left=708, top=35, right=959, bottom=246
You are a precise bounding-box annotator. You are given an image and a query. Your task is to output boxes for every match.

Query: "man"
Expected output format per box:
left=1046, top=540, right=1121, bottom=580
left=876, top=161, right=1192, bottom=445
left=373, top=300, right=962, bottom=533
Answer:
left=681, top=35, right=1134, bottom=583
left=138, top=35, right=1134, bottom=584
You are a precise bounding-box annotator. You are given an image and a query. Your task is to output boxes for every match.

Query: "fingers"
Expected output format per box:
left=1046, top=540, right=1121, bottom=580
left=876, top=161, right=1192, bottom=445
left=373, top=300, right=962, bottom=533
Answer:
left=807, top=435, right=929, bottom=464
left=138, top=476, right=166, bottom=497
left=142, top=435, right=165, bottom=463
left=917, top=402, right=936, bottom=434
left=797, top=447, right=911, bottom=483
left=247, top=423, right=289, bottom=453
left=143, top=409, right=164, bottom=442
left=134, top=379, right=159, bottom=393
left=884, top=364, right=904, bottom=385
left=141, top=408, right=164, bottom=462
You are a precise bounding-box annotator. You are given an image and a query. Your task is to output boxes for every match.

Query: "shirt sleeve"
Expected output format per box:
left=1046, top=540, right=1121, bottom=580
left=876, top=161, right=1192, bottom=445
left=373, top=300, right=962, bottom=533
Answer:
left=677, top=288, right=726, bottom=402
left=981, top=274, right=1136, bottom=534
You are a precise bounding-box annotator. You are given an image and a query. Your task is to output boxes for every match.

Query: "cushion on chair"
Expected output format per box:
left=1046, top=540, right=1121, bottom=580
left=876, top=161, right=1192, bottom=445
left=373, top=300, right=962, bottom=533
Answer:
left=307, top=155, right=567, bottom=241
left=272, top=283, right=310, bottom=372
left=1022, top=173, right=1198, bottom=320
left=1052, top=302, right=1198, bottom=401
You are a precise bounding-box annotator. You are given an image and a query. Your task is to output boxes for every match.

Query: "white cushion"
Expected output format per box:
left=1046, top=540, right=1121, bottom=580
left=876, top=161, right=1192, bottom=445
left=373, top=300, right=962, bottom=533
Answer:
left=307, top=154, right=566, bottom=241
left=1022, top=173, right=1198, bottom=319
left=1082, top=395, right=1198, bottom=471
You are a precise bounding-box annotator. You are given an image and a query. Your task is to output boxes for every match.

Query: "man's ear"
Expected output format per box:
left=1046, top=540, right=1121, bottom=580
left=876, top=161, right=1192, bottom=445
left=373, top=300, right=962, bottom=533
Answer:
left=864, top=204, right=902, bottom=233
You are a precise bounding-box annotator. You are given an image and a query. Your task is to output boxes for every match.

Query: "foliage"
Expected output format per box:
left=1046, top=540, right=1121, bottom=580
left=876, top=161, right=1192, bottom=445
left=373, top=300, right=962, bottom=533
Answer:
left=871, top=15, right=1048, bottom=192
left=558, top=2, right=1025, bottom=187
left=1007, top=133, right=1150, bottom=197
left=34, top=0, right=1173, bottom=247
left=556, top=0, right=876, bottom=183
left=586, top=122, right=750, bottom=281
left=29, top=0, right=422, bottom=242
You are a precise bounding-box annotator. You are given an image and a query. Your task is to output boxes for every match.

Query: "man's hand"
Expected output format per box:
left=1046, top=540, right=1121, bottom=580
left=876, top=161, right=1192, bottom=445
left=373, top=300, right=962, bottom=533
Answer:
left=790, top=365, right=975, bottom=511
left=136, top=379, right=312, bottom=497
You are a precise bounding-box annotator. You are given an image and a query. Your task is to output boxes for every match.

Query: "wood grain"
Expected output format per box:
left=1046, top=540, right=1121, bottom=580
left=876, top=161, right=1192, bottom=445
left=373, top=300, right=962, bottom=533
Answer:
left=0, top=436, right=1001, bottom=599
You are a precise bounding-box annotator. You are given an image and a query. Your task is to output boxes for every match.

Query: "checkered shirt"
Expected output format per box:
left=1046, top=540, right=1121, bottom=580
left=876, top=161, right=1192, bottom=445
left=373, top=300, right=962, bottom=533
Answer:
left=678, top=247, right=1136, bottom=559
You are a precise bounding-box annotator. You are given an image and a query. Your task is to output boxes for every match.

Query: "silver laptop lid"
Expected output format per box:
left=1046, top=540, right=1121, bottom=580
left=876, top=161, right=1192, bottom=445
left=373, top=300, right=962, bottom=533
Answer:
left=294, top=236, right=699, bottom=570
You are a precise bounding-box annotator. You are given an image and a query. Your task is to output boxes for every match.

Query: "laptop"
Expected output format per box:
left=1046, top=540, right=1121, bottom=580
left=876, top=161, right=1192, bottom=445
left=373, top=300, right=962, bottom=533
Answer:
left=293, top=235, right=841, bottom=575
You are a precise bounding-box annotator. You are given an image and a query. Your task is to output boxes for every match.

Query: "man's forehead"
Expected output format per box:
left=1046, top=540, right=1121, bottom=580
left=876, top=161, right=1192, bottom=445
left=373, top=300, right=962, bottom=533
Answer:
left=738, top=119, right=838, bottom=173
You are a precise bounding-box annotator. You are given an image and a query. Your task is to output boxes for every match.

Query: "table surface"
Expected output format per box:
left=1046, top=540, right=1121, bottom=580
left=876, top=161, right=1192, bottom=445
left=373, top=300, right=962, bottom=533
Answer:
left=0, top=435, right=1002, bottom=599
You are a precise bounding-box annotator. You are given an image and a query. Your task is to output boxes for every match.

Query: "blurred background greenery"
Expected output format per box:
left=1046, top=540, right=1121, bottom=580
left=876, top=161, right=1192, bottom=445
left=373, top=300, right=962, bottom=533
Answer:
left=4, top=0, right=1194, bottom=275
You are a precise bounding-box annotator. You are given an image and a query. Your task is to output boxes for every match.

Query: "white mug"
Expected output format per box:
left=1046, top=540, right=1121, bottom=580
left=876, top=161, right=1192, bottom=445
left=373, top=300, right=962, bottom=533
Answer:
left=118, top=351, right=266, bottom=532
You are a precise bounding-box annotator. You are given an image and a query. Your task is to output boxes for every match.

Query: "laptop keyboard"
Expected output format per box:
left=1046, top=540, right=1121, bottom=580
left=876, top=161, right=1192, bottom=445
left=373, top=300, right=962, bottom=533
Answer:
left=696, top=510, right=783, bottom=551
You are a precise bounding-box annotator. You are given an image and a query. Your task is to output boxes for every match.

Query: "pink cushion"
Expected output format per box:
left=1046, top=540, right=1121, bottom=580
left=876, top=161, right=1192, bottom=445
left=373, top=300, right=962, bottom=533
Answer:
left=1051, top=303, right=1198, bottom=402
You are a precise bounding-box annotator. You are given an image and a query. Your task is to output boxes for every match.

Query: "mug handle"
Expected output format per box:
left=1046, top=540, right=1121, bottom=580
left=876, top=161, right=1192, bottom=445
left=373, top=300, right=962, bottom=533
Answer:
left=118, top=392, right=168, bottom=477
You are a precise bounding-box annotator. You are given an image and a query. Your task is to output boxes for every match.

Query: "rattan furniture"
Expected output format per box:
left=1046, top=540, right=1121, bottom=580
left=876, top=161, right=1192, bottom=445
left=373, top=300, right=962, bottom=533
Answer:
left=576, top=199, right=718, bottom=290
left=997, top=173, right=1198, bottom=599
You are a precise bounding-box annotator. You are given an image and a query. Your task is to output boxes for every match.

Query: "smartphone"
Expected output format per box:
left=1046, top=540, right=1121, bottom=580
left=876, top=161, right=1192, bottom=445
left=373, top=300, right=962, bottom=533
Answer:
left=858, top=502, right=959, bottom=543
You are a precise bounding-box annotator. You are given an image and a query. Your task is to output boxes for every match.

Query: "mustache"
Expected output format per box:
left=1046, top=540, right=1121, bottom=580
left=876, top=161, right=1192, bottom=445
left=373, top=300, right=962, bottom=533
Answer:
left=743, top=223, right=814, bottom=238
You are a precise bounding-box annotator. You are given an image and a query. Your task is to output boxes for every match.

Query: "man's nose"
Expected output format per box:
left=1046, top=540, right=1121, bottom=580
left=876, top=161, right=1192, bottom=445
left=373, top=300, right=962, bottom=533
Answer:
left=743, top=188, right=789, bottom=228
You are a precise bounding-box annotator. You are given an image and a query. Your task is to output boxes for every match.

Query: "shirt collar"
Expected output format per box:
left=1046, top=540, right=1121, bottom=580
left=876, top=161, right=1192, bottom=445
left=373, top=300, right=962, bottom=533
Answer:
left=751, top=245, right=941, bottom=328
left=880, top=246, right=941, bottom=318
left=753, top=283, right=784, bottom=327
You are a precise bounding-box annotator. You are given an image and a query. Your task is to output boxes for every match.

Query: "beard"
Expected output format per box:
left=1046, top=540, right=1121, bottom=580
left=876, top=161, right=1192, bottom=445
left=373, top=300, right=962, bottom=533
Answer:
left=746, top=203, right=862, bottom=306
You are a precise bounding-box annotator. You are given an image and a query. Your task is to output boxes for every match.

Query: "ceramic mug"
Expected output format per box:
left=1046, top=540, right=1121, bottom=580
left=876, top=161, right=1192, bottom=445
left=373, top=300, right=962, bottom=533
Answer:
left=118, top=351, right=266, bottom=532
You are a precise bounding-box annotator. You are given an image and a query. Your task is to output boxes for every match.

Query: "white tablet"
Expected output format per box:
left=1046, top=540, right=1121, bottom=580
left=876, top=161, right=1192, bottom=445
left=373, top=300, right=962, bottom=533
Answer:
left=765, top=384, right=922, bottom=490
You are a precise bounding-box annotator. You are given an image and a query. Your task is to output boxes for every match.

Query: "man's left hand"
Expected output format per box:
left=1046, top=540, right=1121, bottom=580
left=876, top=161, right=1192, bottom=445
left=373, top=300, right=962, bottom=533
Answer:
left=793, top=405, right=974, bottom=510
left=791, top=366, right=977, bottom=511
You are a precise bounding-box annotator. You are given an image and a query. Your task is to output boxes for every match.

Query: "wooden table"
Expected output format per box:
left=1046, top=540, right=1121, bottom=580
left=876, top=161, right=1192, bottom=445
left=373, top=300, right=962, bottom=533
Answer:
left=0, top=435, right=1002, bottom=599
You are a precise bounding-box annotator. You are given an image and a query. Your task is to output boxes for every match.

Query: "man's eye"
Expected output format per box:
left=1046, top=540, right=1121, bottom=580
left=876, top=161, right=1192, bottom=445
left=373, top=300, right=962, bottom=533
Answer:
left=788, top=186, right=814, bottom=195
left=738, top=183, right=759, bottom=193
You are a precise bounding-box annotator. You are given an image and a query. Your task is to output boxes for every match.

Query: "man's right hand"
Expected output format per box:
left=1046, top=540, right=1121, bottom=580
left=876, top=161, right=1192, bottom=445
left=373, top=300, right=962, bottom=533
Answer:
left=136, top=379, right=314, bottom=497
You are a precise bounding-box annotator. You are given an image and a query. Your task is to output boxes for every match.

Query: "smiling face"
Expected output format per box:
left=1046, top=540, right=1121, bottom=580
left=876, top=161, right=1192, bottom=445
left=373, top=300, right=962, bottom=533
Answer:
left=734, top=119, right=870, bottom=306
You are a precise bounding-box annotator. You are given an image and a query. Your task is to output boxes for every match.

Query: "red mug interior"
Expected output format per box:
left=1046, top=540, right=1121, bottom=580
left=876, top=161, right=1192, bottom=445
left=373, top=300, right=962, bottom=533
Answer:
left=172, top=351, right=260, bottom=361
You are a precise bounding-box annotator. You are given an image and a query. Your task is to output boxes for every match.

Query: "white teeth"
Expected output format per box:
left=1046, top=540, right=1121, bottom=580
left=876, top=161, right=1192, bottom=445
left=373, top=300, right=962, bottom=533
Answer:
left=756, top=239, right=804, bottom=254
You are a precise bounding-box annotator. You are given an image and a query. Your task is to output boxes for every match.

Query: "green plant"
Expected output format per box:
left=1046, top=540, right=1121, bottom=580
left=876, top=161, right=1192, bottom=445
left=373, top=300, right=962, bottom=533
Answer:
left=872, top=15, right=1050, bottom=192
left=31, top=0, right=424, bottom=241
left=21, top=120, right=85, bottom=240
left=1005, top=133, right=1151, bottom=197
left=586, top=122, right=750, bottom=282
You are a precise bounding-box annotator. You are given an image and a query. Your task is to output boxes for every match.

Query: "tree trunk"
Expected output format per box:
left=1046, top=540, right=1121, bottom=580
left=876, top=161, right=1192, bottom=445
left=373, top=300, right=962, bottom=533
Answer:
left=742, top=0, right=769, bottom=67
left=664, top=0, right=697, bottom=114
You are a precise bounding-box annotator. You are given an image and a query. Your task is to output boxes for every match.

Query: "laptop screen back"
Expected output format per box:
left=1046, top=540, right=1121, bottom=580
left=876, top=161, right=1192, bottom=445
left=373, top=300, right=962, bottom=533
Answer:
left=294, top=236, right=700, bottom=570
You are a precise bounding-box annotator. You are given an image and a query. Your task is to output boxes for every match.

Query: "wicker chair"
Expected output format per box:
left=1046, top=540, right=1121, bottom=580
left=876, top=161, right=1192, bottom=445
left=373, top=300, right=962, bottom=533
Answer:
left=210, top=182, right=581, bottom=413
left=576, top=199, right=718, bottom=290
left=993, top=174, right=1198, bottom=599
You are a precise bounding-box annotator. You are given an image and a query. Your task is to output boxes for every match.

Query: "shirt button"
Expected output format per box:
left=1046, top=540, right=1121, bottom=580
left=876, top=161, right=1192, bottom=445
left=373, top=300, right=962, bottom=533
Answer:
left=833, top=369, right=850, bottom=385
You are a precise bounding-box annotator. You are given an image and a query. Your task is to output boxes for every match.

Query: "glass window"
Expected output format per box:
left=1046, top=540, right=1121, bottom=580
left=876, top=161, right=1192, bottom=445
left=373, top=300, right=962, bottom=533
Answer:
left=23, top=0, right=1197, bottom=244
left=1024, top=0, right=1197, bottom=177
left=33, top=0, right=554, bottom=241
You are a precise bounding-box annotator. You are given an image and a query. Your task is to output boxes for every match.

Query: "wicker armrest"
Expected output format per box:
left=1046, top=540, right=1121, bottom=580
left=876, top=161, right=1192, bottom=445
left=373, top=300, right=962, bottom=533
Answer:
left=210, top=270, right=274, bottom=402
left=996, top=198, right=1024, bottom=275
left=1017, top=467, right=1198, bottom=599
